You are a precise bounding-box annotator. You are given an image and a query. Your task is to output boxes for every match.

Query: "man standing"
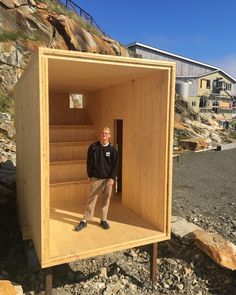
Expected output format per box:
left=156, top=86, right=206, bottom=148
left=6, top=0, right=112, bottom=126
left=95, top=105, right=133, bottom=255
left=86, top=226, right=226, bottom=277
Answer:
left=75, top=127, right=118, bottom=231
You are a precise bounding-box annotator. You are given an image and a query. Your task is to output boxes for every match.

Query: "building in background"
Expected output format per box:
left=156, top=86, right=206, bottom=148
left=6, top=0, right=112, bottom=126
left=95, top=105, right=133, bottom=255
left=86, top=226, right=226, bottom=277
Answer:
left=128, top=42, right=236, bottom=129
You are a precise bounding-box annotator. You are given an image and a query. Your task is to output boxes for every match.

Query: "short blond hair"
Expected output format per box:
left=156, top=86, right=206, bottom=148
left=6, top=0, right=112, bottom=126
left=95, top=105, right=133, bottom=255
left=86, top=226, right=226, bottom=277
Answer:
left=102, top=127, right=111, bottom=134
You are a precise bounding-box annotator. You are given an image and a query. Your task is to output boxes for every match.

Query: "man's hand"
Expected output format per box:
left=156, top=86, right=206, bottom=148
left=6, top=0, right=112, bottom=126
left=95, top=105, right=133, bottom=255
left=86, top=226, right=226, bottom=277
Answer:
left=108, top=179, right=114, bottom=186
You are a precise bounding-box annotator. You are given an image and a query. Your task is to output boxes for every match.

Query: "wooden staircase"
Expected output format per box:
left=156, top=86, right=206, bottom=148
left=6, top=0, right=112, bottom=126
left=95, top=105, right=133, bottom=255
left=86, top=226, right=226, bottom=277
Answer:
left=50, top=125, right=96, bottom=204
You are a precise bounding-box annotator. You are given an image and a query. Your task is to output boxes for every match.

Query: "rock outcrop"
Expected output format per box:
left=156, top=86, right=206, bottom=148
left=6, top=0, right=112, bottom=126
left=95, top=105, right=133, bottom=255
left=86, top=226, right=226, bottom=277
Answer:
left=193, top=229, right=236, bottom=271
left=0, top=0, right=131, bottom=163
left=174, top=97, right=234, bottom=150
left=0, top=112, right=15, bottom=163
left=0, top=0, right=129, bottom=95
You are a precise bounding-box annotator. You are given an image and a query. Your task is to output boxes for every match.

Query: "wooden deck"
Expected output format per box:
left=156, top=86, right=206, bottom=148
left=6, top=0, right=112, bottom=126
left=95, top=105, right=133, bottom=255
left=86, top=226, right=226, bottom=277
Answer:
left=46, top=196, right=166, bottom=267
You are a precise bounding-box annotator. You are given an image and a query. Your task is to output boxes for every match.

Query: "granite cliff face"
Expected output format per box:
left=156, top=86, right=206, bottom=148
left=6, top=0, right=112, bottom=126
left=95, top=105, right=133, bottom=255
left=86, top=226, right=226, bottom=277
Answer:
left=0, top=0, right=129, bottom=96
left=0, top=0, right=131, bottom=163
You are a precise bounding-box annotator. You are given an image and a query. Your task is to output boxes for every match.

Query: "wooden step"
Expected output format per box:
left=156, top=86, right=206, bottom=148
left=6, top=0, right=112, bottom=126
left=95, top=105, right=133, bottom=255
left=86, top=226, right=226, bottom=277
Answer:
left=50, top=160, right=87, bottom=183
left=50, top=180, right=89, bottom=203
left=50, top=141, right=93, bottom=161
left=50, top=125, right=96, bottom=142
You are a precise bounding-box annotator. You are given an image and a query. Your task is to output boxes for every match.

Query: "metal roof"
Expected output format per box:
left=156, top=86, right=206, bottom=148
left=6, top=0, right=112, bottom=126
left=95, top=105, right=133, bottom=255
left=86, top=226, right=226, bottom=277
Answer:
left=127, top=42, right=236, bottom=83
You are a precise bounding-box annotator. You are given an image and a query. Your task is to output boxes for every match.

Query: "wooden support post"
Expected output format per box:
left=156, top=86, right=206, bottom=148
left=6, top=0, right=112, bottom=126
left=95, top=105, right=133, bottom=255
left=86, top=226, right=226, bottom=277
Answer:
left=45, top=267, right=52, bottom=295
left=150, top=242, right=158, bottom=284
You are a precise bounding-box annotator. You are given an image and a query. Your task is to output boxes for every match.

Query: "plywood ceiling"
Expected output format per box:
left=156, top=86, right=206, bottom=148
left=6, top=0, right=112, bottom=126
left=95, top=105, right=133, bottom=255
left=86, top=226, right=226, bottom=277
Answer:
left=48, top=57, right=162, bottom=93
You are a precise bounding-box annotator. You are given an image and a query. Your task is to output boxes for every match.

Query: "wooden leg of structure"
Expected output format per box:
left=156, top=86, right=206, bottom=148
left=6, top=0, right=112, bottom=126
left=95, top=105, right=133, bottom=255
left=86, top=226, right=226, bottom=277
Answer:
left=150, top=242, right=158, bottom=284
left=45, top=267, right=52, bottom=295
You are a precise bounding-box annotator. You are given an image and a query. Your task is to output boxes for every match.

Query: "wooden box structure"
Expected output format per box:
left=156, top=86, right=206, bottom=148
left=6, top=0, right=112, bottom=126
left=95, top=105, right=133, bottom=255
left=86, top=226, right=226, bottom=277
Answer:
left=14, top=48, right=175, bottom=268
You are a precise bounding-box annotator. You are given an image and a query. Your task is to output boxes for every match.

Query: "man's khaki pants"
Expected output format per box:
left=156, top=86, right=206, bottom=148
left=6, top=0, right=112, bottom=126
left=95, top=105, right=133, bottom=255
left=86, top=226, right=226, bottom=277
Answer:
left=83, top=178, right=112, bottom=221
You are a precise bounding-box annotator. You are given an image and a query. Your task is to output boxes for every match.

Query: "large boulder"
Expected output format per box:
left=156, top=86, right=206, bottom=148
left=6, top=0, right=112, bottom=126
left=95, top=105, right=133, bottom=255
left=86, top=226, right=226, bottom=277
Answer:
left=193, top=229, right=236, bottom=271
left=179, top=137, right=211, bottom=151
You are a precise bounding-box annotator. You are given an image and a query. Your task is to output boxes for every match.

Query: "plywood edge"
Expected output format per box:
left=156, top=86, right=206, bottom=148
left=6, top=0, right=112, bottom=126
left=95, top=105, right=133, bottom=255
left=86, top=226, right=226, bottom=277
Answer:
left=50, top=125, right=94, bottom=129
left=166, top=65, right=176, bottom=236
left=14, top=53, right=39, bottom=90
left=50, top=179, right=89, bottom=186
left=39, top=54, right=50, bottom=263
left=50, top=159, right=86, bottom=165
left=37, top=47, right=176, bottom=70
left=50, top=141, right=94, bottom=146
left=41, top=234, right=167, bottom=268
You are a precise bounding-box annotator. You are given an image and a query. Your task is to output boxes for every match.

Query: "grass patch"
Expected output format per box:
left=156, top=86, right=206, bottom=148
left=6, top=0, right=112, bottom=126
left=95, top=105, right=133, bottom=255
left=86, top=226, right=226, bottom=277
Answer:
left=73, top=14, right=102, bottom=36
left=35, top=0, right=103, bottom=36
left=0, top=31, right=19, bottom=42
left=229, top=131, right=236, bottom=140
left=38, top=0, right=69, bottom=15
left=0, top=92, right=13, bottom=114
left=0, top=30, right=29, bottom=42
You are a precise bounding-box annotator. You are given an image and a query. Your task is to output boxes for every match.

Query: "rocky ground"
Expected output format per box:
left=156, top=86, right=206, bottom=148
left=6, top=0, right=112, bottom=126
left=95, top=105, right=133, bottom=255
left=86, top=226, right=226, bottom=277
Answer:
left=174, top=98, right=235, bottom=152
left=0, top=148, right=236, bottom=294
left=0, top=113, right=16, bottom=164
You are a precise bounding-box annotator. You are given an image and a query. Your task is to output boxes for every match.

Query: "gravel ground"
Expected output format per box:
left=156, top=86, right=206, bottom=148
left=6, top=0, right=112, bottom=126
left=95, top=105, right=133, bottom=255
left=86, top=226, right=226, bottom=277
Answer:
left=0, top=149, right=236, bottom=294
left=173, top=148, right=236, bottom=244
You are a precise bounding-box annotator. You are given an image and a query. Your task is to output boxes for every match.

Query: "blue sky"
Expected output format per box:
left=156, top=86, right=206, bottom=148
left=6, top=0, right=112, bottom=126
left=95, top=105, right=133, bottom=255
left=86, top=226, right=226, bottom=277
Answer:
left=67, top=0, right=236, bottom=78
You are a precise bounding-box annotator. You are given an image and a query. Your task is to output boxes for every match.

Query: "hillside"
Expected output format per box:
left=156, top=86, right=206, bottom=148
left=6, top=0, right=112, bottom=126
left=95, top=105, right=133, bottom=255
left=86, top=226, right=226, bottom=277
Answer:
left=0, top=0, right=131, bottom=163
left=0, top=0, right=235, bottom=164
left=0, top=0, right=129, bottom=97
left=174, top=96, right=235, bottom=152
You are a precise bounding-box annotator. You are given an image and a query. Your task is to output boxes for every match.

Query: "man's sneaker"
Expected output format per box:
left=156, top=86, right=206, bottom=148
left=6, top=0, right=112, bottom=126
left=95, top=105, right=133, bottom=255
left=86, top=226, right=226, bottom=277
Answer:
left=75, top=220, right=87, bottom=231
left=100, top=220, right=110, bottom=230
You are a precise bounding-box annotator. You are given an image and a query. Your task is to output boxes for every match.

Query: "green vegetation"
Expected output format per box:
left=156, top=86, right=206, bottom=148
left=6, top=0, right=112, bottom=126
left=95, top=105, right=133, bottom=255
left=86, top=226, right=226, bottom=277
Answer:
left=72, top=14, right=102, bottom=36
left=37, top=0, right=69, bottom=15
left=35, top=0, right=102, bottom=36
left=0, top=31, right=19, bottom=42
left=177, top=134, right=191, bottom=141
left=0, top=92, right=13, bottom=114
left=0, top=30, right=29, bottom=42
left=229, top=131, right=236, bottom=140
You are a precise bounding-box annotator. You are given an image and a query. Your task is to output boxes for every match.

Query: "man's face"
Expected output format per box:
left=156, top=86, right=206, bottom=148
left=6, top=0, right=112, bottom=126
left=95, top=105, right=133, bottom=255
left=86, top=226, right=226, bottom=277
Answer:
left=100, top=129, right=111, bottom=142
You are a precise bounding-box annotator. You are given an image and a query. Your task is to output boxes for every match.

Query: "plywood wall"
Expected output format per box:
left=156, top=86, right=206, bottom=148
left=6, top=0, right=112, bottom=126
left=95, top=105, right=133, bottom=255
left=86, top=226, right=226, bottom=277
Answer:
left=14, top=54, right=43, bottom=259
left=49, top=93, right=89, bottom=125
left=14, top=48, right=175, bottom=267
left=85, top=70, right=173, bottom=233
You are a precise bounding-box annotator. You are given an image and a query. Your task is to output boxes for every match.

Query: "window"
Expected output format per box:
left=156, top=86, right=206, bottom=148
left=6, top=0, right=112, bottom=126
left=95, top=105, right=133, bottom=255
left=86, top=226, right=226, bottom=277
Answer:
left=200, top=79, right=206, bottom=89
left=216, top=80, right=225, bottom=90
left=199, top=96, right=207, bottom=107
left=200, top=79, right=211, bottom=89
left=212, top=101, right=219, bottom=114
left=226, top=83, right=232, bottom=91
left=192, top=101, right=196, bottom=107
left=206, top=80, right=211, bottom=89
left=69, top=94, right=83, bottom=108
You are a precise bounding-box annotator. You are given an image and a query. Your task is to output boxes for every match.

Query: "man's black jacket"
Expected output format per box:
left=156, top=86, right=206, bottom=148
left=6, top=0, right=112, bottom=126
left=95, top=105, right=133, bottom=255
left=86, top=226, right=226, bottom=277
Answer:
left=87, top=141, right=118, bottom=180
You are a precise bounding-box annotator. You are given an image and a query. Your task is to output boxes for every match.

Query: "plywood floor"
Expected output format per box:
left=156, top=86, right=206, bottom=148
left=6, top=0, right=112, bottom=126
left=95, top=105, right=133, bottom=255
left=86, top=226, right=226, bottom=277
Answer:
left=46, top=196, right=165, bottom=267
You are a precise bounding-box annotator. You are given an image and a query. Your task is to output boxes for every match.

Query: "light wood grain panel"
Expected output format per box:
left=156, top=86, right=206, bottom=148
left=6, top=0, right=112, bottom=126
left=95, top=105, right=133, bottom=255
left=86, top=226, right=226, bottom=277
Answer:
left=50, top=181, right=89, bottom=203
left=49, top=125, right=95, bottom=142
left=43, top=196, right=166, bottom=267
left=50, top=141, right=92, bottom=161
left=85, top=71, right=172, bottom=233
left=14, top=54, right=43, bottom=258
left=49, top=93, right=89, bottom=125
left=15, top=48, right=175, bottom=267
left=166, top=67, right=176, bottom=236
left=40, top=55, right=50, bottom=262
left=50, top=160, right=87, bottom=183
